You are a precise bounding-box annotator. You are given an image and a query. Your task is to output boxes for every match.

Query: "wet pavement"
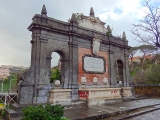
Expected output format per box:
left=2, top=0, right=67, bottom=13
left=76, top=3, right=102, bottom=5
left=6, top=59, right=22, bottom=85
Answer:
left=64, top=98, right=160, bottom=120
left=129, top=109, right=160, bottom=120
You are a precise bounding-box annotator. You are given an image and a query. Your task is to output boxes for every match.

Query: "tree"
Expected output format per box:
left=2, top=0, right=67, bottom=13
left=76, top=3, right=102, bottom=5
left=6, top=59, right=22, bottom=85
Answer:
left=152, top=52, right=160, bottom=63
left=131, top=0, right=160, bottom=48
left=138, top=44, right=157, bottom=68
left=128, top=47, right=138, bottom=70
left=146, top=64, right=160, bottom=84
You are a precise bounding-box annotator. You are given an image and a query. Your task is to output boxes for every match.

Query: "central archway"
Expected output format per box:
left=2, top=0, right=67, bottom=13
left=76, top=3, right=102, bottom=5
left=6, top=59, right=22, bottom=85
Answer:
left=50, top=52, right=60, bottom=84
left=49, top=50, right=67, bottom=88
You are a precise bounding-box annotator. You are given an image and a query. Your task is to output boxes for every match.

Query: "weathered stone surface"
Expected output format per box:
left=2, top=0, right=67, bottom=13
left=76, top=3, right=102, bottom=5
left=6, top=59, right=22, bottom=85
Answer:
left=19, top=86, right=33, bottom=98
left=18, top=6, right=130, bottom=104
left=122, top=87, right=132, bottom=97
left=19, top=97, right=33, bottom=104
left=18, top=86, right=33, bottom=104
left=79, top=88, right=122, bottom=105
left=38, top=89, right=48, bottom=97
left=37, top=96, right=48, bottom=104
left=49, top=89, right=71, bottom=103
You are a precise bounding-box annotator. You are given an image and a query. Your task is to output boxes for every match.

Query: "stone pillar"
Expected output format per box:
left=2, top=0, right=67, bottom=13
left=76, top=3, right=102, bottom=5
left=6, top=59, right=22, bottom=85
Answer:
left=125, top=53, right=130, bottom=87
left=109, top=50, right=117, bottom=87
left=34, top=35, right=52, bottom=104
left=68, top=41, right=79, bottom=100
left=68, top=19, right=79, bottom=100
left=60, top=59, right=70, bottom=89
left=18, top=29, right=40, bottom=104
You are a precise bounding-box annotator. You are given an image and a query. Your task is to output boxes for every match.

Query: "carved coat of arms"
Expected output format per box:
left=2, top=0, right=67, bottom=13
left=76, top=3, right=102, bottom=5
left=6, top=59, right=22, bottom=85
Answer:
left=92, top=34, right=101, bottom=55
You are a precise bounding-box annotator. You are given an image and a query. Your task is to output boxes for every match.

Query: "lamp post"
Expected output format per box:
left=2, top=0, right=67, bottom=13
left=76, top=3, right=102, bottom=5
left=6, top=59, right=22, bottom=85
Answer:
left=8, top=76, right=12, bottom=92
left=1, top=78, right=4, bottom=92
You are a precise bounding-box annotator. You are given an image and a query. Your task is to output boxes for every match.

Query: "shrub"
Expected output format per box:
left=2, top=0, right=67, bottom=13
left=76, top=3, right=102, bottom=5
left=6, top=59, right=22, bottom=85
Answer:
left=50, top=69, right=61, bottom=83
left=146, top=64, right=160, bottom=84
left=22, top=104, right=69, bottom=120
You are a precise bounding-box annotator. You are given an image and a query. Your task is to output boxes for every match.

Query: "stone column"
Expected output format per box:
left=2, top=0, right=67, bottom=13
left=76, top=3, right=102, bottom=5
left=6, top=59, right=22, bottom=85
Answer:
left=18, top=30, right=40, bottom=104
left=109, top=50, right=117, bottom=87
left=68, top=40, right=79, bottom=100
left=35, top=36, right=52, bottom=104
left=68, top=19, right=79, bottom=100
left=60, top=59, right=70, bottom=89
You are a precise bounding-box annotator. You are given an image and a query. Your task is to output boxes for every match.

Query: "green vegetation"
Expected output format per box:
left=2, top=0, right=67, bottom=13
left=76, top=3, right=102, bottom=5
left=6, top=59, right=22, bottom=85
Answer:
left=22, top=104, right=69, bottom=120
left=145, top=65, right=160, bottom=84
left=1, top=109, right=5, bottom=116
left=128, top=44, right=160, bottom=85
left=130, top=51, right=160, bottom=84
left=50, top=69, right=61, bottom=83
left=0, top=75, right=17, bottom=91
left=106, top=25, right=112, bottom=37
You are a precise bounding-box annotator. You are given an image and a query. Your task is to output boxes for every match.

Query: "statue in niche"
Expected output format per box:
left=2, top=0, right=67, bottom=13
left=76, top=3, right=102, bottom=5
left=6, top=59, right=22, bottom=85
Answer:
left=92, top=34, right=101, bottom=55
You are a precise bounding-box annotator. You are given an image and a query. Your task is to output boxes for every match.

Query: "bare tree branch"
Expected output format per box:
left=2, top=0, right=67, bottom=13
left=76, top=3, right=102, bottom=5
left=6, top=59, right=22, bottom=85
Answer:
left=131, top=0, right=160, bottom=48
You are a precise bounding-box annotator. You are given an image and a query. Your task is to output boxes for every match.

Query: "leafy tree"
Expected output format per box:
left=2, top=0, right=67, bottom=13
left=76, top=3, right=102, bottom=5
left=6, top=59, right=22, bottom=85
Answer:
left=138, top=44, right=157, bottom=68
left=152, top=52, right=160, bottom=63
left=128, top=46, right=138, bottom=70
left=133, top=68, right=147, bottom=84
left=146, top=64, right=160, bottom=84
left=50, top=69, right=61, bottom=83
left=131, top=0, right=160, bottom=48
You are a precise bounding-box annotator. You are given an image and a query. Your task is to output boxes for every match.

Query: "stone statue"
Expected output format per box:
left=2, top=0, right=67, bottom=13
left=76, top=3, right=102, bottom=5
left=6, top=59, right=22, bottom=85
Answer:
left=92, top=34, right=101, bottom=55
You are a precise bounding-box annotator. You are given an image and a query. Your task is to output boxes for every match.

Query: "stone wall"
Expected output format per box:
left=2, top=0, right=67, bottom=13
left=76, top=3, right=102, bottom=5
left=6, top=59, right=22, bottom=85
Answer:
left=134, top=86, right=160, bottom=96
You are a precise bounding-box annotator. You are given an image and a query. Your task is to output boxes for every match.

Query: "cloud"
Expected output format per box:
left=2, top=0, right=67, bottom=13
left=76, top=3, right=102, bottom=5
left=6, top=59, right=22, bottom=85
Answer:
left=0, top=0, right=159, bottom=67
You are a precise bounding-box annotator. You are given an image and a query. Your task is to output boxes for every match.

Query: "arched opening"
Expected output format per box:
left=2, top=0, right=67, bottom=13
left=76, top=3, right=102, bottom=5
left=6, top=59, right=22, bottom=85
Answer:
left=115, top=60, right=123, bottom=85
left=50, top=52, right=61, bottom=83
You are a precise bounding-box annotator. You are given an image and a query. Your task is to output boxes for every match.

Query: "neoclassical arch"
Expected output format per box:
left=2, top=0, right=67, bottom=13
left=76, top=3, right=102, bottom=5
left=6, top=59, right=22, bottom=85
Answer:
left=18, top=6, right=130, bottom=104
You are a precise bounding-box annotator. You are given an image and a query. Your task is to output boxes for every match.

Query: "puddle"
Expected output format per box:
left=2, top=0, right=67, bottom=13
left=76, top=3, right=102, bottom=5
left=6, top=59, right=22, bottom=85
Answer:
left=120, top=107, right=126, bottom=109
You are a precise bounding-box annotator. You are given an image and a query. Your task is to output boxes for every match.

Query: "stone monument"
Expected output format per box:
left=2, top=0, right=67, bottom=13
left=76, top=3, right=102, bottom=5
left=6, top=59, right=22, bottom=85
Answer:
left=18, top=5, right=132, bottom=105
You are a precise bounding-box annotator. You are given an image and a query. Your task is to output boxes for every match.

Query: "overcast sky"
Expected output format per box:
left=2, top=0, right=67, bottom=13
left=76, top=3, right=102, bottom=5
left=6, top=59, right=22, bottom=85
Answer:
left=0, top=0, right=159, bottom=67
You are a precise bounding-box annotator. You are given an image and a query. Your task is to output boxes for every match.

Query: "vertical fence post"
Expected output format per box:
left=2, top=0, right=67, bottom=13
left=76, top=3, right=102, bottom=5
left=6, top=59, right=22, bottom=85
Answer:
left=4, top=94, right=7, bottom=108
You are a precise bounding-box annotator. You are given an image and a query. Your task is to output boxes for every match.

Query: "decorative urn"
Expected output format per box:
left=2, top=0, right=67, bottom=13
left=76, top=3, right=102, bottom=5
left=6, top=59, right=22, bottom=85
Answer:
left=54, top=80, right=60, bottom=87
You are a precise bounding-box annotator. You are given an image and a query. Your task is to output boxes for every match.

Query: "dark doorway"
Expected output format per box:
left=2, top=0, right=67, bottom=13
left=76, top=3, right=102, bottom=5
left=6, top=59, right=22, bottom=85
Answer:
left=116, top=60, right=123, bottom=85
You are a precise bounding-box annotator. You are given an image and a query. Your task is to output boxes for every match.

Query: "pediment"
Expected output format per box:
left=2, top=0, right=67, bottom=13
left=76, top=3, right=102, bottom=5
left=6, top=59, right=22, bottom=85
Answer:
left=78, top=15, right=107, bottom=33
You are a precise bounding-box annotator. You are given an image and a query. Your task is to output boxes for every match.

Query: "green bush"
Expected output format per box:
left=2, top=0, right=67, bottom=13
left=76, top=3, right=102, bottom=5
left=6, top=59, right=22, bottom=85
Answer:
left=50, top=69, right=61, bottom=83
left=22, top=104, right=69, bottom=120
left=146, top=64, right=160, bottom=84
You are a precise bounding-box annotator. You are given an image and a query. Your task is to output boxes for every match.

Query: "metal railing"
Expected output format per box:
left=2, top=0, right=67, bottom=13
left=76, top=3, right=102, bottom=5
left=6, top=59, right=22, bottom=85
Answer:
left=0, top=91, right=18, bottom=108
left=0, top=77, right=18, bottom=108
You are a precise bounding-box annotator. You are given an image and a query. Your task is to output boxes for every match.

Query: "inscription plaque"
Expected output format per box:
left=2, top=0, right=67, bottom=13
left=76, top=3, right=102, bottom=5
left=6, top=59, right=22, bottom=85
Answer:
left=83, top=56, right=105, bottom=73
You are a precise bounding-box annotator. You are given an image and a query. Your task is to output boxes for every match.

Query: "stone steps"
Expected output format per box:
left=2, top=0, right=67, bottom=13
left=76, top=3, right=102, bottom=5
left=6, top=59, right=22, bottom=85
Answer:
left=3, top=100, right=87, bottom=120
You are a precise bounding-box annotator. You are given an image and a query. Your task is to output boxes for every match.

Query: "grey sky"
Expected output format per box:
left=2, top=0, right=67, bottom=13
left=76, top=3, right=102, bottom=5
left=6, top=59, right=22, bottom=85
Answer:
left=0, top=0, right=159, bottom=67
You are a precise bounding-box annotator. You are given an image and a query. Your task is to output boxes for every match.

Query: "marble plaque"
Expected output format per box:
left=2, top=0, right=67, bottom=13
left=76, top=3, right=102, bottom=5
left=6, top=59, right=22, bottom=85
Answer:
left=83, top=56, right=105, bottom=73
